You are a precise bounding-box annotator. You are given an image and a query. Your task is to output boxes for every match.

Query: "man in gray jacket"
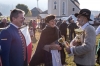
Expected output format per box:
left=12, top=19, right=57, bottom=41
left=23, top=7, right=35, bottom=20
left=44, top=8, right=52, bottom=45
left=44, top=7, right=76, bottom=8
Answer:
left=66, top=9, right=96, bottom=66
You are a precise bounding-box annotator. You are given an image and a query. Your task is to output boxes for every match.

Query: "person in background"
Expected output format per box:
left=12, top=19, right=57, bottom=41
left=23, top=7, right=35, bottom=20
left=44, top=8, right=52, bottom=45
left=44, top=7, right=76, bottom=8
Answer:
left=56, top=19, right=62, bottom=28
left=40, top=19, right=46, bottom=30
left=0, top=9, right=28, bottom=66
left=68, top=16, right=72, bottom=24
left=29, top=19, right=33, bottom=27
left=96, top=25, right=100, bottom=64
left=29, top=26, right=34, bottom=41
left=32, top=20, right=37, bottom=37
left=29, top=19, right=35, bottom=38
left=40, top=19, right=43, bottom=30
left=0, top=18, right=9, bottom=28
left=96, top=25, right=100, bottom=35
left=59, top=20, right=68, bottom=41
left=66, top=9, right=96, bottom=66
left=68, top=19, right=78, bottom=41
left=42, top=21, right=46, bottom=30
left=29, top=15, right=66, bottom=66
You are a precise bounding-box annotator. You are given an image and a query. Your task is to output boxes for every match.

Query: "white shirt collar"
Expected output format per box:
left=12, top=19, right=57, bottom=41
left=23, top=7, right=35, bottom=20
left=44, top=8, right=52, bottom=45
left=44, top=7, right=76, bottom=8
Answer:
left=80, top=22, right=89, bottom=30
left=10, top=23, right=19, bottom=29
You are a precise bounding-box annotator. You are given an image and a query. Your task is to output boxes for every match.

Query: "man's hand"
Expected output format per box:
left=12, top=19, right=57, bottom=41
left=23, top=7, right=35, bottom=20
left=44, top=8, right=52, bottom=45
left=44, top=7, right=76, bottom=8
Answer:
left=70, top=40, right=79, bottom=46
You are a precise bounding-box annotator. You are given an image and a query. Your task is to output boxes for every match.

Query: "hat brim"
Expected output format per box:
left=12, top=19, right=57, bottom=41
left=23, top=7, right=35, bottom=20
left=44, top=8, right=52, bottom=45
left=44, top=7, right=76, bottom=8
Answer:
left=74, top=13, right=92, bottom=21
left=74, top=13, right=79, bottom=17
left=88, top=18, right=92, bottom=21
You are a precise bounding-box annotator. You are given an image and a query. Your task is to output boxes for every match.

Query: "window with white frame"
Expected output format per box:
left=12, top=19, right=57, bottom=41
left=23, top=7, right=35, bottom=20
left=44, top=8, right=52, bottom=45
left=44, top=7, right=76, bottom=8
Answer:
left=54, top=1, right=57, bottom=9
left=73, top=8, right=75, bottom=11
left=62, top=2, right=66, bottom=15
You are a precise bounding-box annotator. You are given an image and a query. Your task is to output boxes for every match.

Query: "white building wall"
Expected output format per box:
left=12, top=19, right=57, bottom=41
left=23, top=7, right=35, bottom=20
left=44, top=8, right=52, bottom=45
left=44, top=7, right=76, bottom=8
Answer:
left=39, top=14, right=48, bottom=18
left=48, top=0, right=80, bottom=17
left=60, top=0, right=67, bottom=16
left=48, top=0, right=52, bottom=15
left=48, top=0, right=59, bottom=16
left=67, top=0, right=80, bottom=16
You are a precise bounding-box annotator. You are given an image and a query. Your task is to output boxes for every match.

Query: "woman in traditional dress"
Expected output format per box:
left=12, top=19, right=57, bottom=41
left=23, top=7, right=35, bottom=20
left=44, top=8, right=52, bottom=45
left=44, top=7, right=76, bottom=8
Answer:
left=29, top=15, right=66, bottom=66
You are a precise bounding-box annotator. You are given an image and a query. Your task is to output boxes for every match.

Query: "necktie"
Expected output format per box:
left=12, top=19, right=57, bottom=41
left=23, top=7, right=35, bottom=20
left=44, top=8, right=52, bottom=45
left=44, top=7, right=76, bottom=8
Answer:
left=18, top=29, right=26, bottom=61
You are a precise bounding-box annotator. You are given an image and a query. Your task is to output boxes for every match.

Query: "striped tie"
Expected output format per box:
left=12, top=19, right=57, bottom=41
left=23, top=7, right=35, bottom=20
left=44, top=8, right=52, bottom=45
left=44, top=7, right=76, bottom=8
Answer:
left=18, top=29, right=26, bottom=61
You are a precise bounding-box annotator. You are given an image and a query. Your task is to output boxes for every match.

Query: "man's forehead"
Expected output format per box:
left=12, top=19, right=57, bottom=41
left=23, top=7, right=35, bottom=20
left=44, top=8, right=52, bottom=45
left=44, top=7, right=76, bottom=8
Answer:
left=2, top=18, right=7, bottom=21
left=18, top=13, right=24, bottom=16
left=2, top=18, right=7, bottom=20
left=77, top=15, right=85, bottom=18
left=18, top=13, right=24, bottom=17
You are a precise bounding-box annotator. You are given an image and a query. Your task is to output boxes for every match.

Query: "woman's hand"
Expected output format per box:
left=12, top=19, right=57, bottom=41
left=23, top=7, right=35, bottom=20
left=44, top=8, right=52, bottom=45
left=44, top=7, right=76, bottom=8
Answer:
left=49, top=44, right=62, bottom=50
left=43, top=43, right=62, bottom=52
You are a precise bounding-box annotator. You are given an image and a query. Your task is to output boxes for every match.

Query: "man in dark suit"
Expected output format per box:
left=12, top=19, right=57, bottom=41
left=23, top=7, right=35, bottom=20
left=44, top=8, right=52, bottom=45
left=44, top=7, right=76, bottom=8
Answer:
left=0, top=18, right=9, bottom=28
left=59, top=20, right=68, bottom=41
left=56, top=19, right=62, bottom=28
left=68, top=19, right=78, bottom=41
left=0, top=9, right=28, bottom=66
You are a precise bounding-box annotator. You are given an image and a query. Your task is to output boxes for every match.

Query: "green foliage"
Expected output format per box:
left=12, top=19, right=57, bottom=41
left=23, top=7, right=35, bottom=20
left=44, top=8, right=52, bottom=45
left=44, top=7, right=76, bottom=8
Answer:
left=16, top=4, right=29, bottom=15
left=25, top=10, right=32, bottom=17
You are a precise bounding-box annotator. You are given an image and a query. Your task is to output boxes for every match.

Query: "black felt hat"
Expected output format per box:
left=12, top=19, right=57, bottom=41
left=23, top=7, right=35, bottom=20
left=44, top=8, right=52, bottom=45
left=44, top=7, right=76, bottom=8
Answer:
left=74, top=9, right=92, bottom=21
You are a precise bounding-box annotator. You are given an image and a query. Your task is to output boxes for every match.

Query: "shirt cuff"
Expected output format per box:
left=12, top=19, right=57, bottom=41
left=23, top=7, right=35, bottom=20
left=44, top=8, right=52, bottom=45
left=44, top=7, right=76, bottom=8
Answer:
left=68, top=46, right=74, bottom=56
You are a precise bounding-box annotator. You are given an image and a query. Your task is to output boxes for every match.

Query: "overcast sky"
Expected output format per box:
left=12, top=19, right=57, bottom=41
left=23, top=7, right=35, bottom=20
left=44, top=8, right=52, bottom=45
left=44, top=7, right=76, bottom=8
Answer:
left=0, top=0, right=100, bottom=16
left=0, top=0, right=100, bottom=11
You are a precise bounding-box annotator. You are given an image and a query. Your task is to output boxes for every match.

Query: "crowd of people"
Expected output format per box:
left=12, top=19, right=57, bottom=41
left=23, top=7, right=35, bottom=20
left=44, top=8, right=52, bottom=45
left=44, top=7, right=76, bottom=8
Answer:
left=0, top=8, right=100, bottom=66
